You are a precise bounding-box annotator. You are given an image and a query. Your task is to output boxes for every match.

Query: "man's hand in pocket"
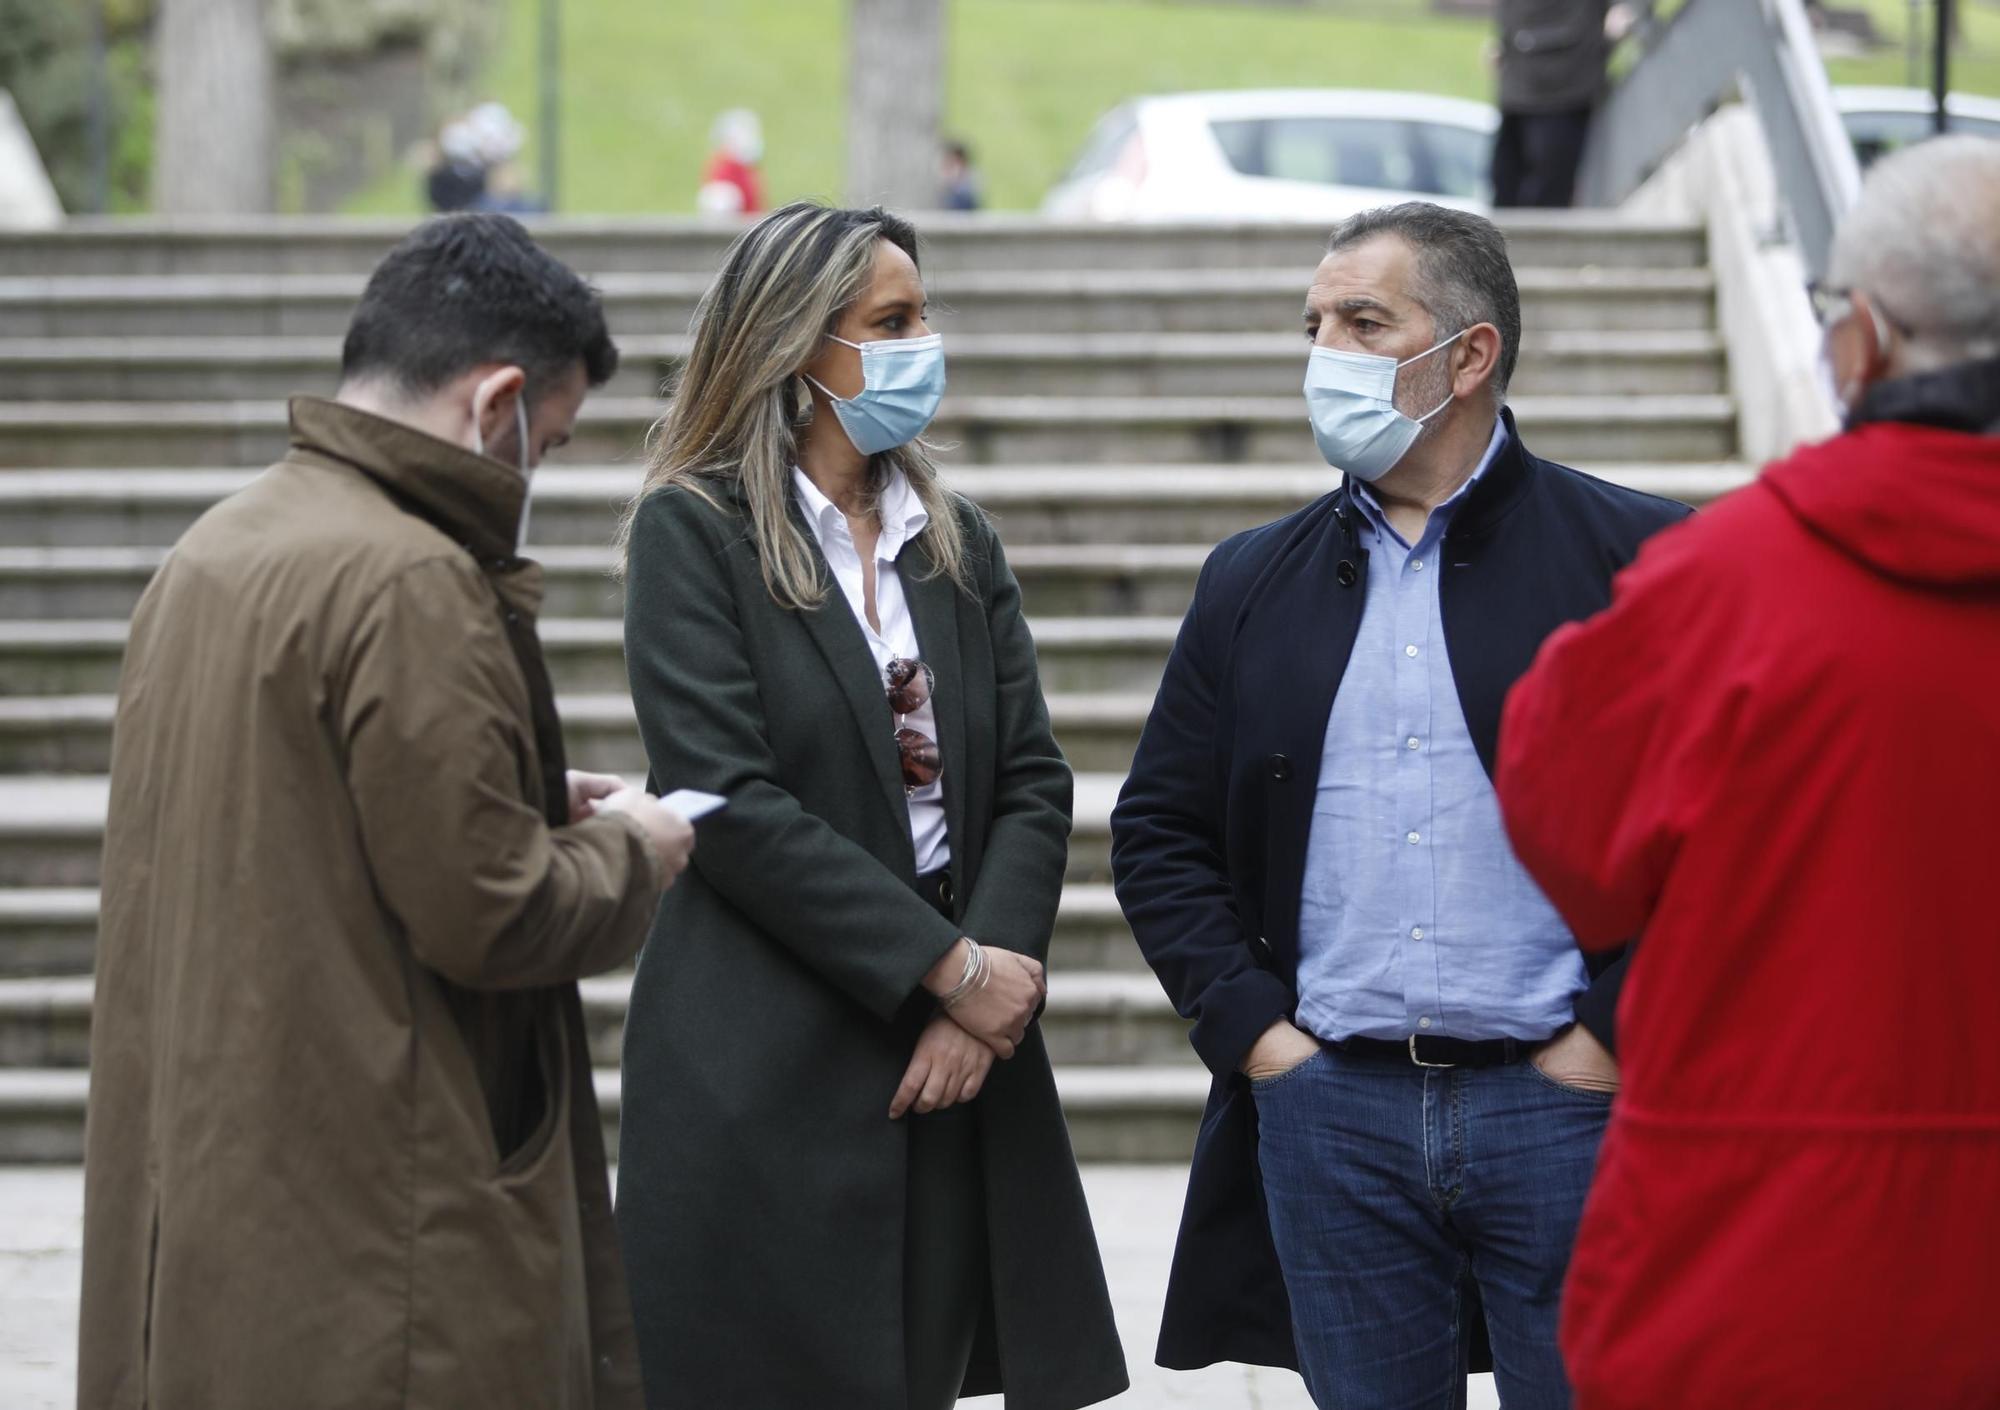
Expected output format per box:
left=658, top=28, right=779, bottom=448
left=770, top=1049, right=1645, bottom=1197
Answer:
left=1241, top=1019, right=1322, bottom=1082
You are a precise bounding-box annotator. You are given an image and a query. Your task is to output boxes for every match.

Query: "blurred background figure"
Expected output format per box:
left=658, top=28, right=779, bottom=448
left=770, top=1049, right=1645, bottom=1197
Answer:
left=1490, top=0, right=1611, bottom=208
left=697, top=107, right=765, bottom=215
left=940, top=138, right=982, bottom=210
left=423, top=102, right=545, bottom=216
left=466, top=100, right=546, bottom=215
left=425, top=116, right=487, bottom=213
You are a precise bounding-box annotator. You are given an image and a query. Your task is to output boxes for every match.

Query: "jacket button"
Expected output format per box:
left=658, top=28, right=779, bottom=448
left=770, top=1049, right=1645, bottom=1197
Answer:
left=1251, top=935, right=1275, bottom=962
left=1268, top=754, right=1292, bottom=781
left=1336, top=560, right=1358, bottom=588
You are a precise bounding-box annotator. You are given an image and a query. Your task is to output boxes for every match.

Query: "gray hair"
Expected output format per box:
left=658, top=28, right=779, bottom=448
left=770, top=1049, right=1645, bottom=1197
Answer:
left=1326, top=202, right=1522, bottom=395
left=1828, top=135, right=2000, bottom=369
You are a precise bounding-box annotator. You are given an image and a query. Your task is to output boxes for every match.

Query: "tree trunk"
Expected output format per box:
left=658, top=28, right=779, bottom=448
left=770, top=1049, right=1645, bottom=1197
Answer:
left=153, top=0, right=276, bottom=214
left=846, top=0, right=945, bottom=211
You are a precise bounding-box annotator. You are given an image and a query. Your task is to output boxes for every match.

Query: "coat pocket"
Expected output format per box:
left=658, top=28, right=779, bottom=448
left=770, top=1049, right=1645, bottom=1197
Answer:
left=496, top=1001, right=570, bottom=1182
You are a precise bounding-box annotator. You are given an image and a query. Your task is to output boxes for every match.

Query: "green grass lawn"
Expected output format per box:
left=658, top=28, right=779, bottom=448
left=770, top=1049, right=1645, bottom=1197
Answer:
left=1824, top=0, right=2000, bottom=93
left=344, top=0, right=2000, bottom=217
left=347, top=0, right=1493, bottom=215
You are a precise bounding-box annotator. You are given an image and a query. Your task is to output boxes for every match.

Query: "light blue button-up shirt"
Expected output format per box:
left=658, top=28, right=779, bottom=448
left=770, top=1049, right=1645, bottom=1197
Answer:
left=1295, top=419, right=1587, bottom=1043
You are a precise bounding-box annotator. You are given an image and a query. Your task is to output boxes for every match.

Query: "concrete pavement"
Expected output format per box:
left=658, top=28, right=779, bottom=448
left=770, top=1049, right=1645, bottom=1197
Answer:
left=0, top=1164, right=1500, bottom=1409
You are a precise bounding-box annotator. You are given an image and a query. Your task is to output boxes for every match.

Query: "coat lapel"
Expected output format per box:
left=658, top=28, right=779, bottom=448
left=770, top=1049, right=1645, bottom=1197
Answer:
left=1248, top=493, right=1370, bottom=957
left=788, top=503, right=915, bottom=861
left=900, top=543, right=969, bottom=890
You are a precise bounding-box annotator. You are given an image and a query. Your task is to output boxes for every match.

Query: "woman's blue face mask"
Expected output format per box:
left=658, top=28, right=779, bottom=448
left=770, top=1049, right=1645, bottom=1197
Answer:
left=806, top=332, right=947, bottom=456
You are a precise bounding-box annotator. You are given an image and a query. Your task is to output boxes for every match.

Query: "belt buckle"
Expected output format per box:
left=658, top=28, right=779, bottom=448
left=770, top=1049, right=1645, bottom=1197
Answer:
left=1408, top=1034, right=1457, bottom=1069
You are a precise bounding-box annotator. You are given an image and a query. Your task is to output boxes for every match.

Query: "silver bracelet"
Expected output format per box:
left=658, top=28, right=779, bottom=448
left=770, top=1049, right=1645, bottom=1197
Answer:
left=940, top=938, right=986, bottom=1009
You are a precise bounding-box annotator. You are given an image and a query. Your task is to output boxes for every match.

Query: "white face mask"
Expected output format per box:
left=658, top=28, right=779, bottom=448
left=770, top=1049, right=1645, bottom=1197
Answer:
left=1816, top=294, right=1891, bottom=425
left=1304, top=330, right=1466, bottom=482
left=473, top=393, right=534, bottom=552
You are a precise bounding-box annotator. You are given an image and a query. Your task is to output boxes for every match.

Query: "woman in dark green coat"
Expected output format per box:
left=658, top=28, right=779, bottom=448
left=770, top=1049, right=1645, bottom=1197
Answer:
left=615, top=202, right=1128, bottom=1410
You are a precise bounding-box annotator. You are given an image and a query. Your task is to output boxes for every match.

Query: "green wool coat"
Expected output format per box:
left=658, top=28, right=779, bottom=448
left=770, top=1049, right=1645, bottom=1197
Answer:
left=614, top=481, right=1129, bottom=1410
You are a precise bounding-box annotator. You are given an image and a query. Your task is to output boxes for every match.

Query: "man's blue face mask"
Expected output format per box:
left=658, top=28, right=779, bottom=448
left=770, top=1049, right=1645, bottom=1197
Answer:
left=1303, top=329, right=1465, bottom=482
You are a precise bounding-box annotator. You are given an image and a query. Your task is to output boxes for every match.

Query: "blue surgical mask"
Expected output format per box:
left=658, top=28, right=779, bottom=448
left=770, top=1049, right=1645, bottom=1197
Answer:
left=1304, top=330, right=1466, bottom=482
left=806, top=333, right=946, bottom=456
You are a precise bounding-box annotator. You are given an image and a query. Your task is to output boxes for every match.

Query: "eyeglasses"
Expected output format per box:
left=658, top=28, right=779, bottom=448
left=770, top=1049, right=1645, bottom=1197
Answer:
left=886, top=657, right=941, bottom=796
left=1807, top=281, right=1911, bottom=338
left=1808, top=281, right=1855, bottom=331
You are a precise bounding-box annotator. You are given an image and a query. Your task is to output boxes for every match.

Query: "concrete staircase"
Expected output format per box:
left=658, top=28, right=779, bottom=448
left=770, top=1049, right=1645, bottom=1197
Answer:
left=0, top=215, right=1750, bottom=1163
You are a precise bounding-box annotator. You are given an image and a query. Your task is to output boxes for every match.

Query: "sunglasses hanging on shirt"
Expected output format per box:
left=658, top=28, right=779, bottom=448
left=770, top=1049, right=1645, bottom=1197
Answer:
left=885, top=657, right=941, bottom=796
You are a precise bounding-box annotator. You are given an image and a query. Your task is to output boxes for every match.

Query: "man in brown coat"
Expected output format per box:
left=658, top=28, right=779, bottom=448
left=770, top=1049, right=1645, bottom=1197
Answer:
left=79, top=213, right=694, bottom=1410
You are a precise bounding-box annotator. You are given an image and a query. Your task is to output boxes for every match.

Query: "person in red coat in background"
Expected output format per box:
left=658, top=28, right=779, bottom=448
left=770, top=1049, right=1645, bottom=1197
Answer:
left=698, top=108, right=766, bottom=216
left=1495, top=134, right=2000, bottom=1410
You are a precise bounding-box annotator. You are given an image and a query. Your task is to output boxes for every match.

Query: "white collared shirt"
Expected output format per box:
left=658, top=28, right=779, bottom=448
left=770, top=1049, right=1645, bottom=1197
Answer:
left=792, top=467, right=951, bottom=874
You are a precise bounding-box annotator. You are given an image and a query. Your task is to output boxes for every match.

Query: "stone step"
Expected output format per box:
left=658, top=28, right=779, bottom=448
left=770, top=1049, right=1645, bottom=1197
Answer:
left=0, top=212, right=1705, bottom=277
left=0, top=615, right=1183, bottom=699
left=0, top=1068, right=89, bottom=1162
left=0, top=774, right=1126, bottom=888
left=0, top=976, right=90, bottom=1067
left=0, top=392, right=1738, bottom=469
left=0, top=779, right=108, bottom=890
left=0, top=1060, right=1210, bottom=1164
left=0, top=889, right=97, bottom=977
left=0, top=267, right=1717, bottom=340
left=0, top=463, right=1759, bottom=623
left=0, top=462, right=1754, bottom=551
left=0, top=688, right=1156, bottom=775
left=0, top=882, right=1151, bottom=981
left=0, top=543, right=1220, bottom=622
left=0, top=969, right=1194, bottom=1073
left=0, top=330, right=1728, bottom=402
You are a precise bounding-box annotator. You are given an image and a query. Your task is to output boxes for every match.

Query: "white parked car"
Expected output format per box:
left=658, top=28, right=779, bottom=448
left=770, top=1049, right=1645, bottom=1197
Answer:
left=1042, top=89, right=1499, bottom=222
left=1835, top=87, right=2000, bottom=167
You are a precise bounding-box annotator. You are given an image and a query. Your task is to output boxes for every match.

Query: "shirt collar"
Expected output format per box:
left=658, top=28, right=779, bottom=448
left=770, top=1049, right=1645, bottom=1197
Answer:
left=1352, top=415, right=1509, bottom=544
left=791, top=466, right=930, bottom=557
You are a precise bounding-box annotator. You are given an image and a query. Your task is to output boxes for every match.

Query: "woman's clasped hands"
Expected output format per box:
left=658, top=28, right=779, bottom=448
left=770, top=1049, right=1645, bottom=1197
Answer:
left=889, top=938, right=1046, bottom=1119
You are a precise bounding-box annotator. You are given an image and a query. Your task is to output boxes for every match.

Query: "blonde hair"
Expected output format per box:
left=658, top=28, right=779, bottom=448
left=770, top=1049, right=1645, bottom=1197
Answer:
left=618, top=201, right=972, bottom=610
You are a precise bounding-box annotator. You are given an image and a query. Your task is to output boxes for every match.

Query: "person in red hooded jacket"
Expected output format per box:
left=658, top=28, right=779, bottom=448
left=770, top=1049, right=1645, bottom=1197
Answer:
left=1495, top=133, right=2000, bottom=1410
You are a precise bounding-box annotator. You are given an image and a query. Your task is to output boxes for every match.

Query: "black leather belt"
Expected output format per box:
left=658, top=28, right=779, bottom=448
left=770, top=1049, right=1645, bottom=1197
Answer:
left=1340, top=1034, right=1530, bottom=1069
left=914, top=869, right=956, bottom=918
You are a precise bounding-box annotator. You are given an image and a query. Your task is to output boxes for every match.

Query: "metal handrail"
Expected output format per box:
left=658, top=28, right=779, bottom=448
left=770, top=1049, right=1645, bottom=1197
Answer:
left=1576, top=0, right=1862, bottom=279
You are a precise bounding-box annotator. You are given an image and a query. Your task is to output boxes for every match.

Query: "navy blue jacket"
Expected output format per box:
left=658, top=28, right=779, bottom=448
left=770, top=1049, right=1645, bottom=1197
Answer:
left=1109, top=409, right=1691, bottom=1372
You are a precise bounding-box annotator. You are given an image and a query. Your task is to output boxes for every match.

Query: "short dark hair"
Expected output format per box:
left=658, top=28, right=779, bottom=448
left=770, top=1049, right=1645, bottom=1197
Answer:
left=340, top=212, right=619, bottom=401
left=1325, top=202, right=1522, bottom=394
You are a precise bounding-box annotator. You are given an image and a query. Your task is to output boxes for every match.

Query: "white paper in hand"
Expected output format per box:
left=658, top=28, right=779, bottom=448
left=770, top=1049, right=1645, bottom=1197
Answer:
left=659, top=788, right=728, bottom=823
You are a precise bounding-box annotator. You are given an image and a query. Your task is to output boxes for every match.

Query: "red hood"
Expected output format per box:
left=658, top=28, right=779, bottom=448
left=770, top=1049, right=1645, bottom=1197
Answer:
left=1761, top=423, right=2000, bottom=588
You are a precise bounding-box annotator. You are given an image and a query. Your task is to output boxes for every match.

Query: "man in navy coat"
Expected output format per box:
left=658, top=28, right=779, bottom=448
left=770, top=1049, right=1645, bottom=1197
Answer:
left=1111, top=202, right=1689, bottom=1409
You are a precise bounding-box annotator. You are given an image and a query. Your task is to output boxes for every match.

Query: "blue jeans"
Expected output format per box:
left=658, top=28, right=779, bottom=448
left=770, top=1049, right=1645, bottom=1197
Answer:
left=1253, top=1044, right=1611, bottom=1410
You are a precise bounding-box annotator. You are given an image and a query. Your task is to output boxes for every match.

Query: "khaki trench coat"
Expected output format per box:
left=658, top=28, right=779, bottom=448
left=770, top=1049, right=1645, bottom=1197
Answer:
left=79, top=397, right=663, bottom=1410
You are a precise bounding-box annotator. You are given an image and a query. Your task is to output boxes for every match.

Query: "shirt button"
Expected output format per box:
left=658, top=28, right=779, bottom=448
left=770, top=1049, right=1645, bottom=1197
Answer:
left=1406, top=831, right=1421, bottom=845
left=1406, top=737, right=1421, bottom=750
left=1418, top=1016, right=1433, bottom=1030
left=1412, top=559, right=1425, bottom=571
left=1411, top=927, right=1425, bottom=940
left=1405, top=644, right=1419, bottom=657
